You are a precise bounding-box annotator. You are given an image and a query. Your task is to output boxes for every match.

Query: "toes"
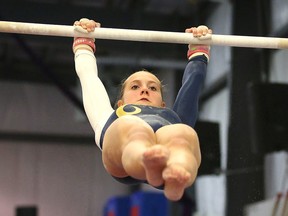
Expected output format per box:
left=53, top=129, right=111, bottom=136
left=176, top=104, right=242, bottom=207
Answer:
left=162, top=165, right=191, bottom=201
left=142, top=145, right=169, bottom=187
left=143, top=145, right=169, bottom=165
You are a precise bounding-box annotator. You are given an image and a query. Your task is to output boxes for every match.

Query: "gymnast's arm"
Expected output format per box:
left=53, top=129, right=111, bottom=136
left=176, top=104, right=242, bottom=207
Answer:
left=172, top=55, right=208, bottom=127
left=74, top=49, right=114, bottom=134
left=172, top=25, right=211, bottom=127
left=73, top=19, right=114, bottom=143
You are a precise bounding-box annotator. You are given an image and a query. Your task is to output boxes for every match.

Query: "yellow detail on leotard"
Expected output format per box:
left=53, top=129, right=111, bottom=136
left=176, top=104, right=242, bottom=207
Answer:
left=116, top=105, right=142, bottom=117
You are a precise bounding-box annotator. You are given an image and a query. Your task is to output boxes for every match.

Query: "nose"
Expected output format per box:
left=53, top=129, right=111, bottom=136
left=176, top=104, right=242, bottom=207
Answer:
left=140, top=86, right=149, bottom=95
left=141, top=90, right=148, bottom=95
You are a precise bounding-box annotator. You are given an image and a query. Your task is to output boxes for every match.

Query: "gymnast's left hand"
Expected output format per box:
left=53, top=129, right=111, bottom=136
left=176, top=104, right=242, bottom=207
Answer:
left=74, top=18, right=101, bottom=33
left=185, top=25, right=212, bottom=39
left=185, top=25, right=212, bottom=61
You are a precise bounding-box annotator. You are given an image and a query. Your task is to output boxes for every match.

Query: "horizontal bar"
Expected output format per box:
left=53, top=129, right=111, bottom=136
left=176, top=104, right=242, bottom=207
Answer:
left=0, top=21, right=288, bottom=49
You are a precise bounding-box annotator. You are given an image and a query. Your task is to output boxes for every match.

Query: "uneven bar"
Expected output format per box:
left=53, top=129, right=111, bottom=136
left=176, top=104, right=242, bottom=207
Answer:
left=0, top=21, right=288, bottom=49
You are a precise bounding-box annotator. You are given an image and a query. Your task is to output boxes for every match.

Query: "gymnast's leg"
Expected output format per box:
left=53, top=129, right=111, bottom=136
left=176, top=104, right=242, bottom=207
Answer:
left=155, top=124, right=201, bottom=201
left=102, top=115, right=169, bottom=184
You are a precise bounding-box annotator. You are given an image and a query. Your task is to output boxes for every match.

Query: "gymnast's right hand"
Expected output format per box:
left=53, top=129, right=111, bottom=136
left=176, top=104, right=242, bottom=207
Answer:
left=72, top=18, right=100, bottom=53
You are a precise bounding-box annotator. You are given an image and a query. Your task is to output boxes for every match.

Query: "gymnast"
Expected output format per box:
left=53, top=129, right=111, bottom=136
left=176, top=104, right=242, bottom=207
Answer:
left=72, top=18, right=211, bottom=201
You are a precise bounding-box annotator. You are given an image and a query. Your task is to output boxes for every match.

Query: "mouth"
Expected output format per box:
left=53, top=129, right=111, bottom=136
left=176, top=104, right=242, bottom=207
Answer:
left=139, top=98, right=150, bottom=102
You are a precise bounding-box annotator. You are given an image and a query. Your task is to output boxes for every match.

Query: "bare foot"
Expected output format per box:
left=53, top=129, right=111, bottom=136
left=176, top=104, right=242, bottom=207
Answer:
left=142, top=145, right=170, bottom=187
left=162, top=164, right=191, bottom=201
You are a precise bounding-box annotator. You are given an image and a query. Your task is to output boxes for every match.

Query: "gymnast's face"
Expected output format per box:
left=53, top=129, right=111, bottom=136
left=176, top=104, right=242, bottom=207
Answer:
left=117, top=71, right=166, bottom=108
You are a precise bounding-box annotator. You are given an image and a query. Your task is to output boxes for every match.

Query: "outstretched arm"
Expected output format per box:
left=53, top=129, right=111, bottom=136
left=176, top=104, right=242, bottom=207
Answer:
left=173, top=26, right=211, bottom=127
left=73, top=19, right=114, bottom=140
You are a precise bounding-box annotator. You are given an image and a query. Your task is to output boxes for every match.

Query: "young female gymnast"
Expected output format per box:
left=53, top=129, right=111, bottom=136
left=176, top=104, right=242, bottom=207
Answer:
left=72, top=18, right=211, bottom=201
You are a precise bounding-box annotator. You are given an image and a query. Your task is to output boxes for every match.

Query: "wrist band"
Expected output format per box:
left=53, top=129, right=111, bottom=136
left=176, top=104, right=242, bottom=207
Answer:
left=73, top=37, right=96, bottom=53
left=187, top=45, right=210, bottom=60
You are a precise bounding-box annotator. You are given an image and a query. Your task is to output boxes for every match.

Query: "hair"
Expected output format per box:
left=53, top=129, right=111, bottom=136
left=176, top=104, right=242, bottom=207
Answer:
left=114, top=70, right=165, bottom=109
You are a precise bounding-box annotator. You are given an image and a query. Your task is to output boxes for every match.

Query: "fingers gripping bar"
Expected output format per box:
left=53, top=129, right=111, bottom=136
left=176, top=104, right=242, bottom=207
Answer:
left=0, top=21, right=288, bottom=49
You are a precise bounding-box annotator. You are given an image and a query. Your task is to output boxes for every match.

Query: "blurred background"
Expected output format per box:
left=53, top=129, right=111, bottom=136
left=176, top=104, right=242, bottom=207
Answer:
left=0, top=0, right=288, bottom=215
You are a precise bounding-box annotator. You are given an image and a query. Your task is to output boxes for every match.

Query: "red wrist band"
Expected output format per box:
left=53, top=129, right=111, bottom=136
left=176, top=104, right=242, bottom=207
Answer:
left=73, top=37, right=96, bottom=52
left=187, top=45, right=210, bottom=59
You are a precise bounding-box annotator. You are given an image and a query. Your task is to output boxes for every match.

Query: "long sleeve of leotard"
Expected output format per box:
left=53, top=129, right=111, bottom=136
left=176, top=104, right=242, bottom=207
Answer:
left=74, top=49, right=114, bottom=147
left=172, top=55, right=208, bottom=127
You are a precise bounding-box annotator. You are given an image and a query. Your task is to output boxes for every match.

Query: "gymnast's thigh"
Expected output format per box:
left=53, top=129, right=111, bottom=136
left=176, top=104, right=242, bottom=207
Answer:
left=155, top=123, right=199, bottom=146
left=103, top=115, right=155, bottom=146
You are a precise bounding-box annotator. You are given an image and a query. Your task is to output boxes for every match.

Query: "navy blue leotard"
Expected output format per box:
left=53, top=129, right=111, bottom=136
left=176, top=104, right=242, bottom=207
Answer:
left=173, top=55, right=208, bottom=127
left=100, top=55, right=208, bottom=185
left=99, top=104, right=182, bottom=149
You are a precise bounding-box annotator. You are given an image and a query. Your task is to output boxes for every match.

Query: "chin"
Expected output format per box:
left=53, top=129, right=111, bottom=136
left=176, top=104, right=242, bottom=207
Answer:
left=136, top=101, right=152, bottom=106
left=138, top=102, right=150, bottom=106
left=140, top=102, right=161, bottom=107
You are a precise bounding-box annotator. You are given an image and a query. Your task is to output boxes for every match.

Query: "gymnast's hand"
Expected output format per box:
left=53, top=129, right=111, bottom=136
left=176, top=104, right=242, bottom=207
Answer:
left=72, top=18, right=100, bottom=53
left=185, top=25, right=212, bottom=61
left=185, top=25, right=212, bottom=38
left=74, top=18, right=101, bottom=33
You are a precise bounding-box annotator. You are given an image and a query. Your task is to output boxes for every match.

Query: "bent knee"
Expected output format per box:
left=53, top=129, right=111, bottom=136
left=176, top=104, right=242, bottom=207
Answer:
left=157, top=124, right=198, bottom=140
left=156, top=124, right=200, bottom=150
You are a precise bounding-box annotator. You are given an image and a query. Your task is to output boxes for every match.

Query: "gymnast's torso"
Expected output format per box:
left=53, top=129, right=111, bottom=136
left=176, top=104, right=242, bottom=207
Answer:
left=99, top=104, right=182, bottom=149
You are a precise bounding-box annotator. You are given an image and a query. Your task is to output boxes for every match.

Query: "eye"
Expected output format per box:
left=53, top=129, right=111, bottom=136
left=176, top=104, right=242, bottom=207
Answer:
left=149, top=86, right=157, bottom=91
left=131, top=85, right=139, bottom=90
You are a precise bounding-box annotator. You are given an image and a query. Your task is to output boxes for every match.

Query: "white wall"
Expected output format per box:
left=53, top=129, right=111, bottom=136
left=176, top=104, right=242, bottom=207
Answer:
left=0, top=81, right=129, bottom=216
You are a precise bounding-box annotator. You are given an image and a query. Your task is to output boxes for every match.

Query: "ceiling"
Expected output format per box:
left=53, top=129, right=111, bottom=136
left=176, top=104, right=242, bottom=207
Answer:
left=0, top=0, right=218, bottom=107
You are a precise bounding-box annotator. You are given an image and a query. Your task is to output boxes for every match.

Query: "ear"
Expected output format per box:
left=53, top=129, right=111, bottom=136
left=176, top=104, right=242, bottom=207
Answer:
left=161, top=101, right=166, bottom=107
left=117, top=100, right=124, bottom=107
